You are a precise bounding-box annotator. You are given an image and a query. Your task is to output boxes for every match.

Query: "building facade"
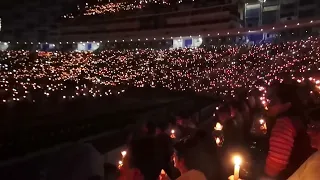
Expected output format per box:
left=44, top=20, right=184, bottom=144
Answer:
left=245, top=0, right=320, bottom=27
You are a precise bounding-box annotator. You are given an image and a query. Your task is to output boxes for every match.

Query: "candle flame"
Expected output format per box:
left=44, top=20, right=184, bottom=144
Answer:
left=171, top=129, right=175, bottom=134
left=215, top=137, right=221, bottom=144
left=214, top=122, right=223, bottom=131
left=121, top=151, right=127, bottom=157
left=259, top=119, right=265, bottom=125
left=233, top=155, right=242, bottom=166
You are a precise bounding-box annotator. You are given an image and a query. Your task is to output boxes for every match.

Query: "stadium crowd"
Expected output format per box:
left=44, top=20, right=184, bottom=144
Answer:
left=62, top=0, right=228, bottom=19
left=2, top=36, right=320, bottom=180
left=1, top=36, right=320, bottom=105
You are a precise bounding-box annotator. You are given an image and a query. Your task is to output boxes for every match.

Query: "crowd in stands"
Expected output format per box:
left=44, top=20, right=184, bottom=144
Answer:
left=2, top=36, right=320, bottom=179
left=62, top=0, right=230, bottom=19
left=1, top=37, right=320, bottom=106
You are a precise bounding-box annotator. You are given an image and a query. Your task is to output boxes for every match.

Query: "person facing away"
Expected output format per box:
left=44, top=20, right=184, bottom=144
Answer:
left=287, top=107, right=320, bottom=180
left=263, top=82, right=315, bottom=180
left=155, top=122, right=181, bottom=180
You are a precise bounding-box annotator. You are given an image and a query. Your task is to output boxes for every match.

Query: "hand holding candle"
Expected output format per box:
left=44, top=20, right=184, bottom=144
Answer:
left=233, top=155, right=242, bottom=180
left=170, top=129, right=176, bottom=139
left=118, top=160, right=123, bottom=169
left=259, top=119, right=267, bottom=134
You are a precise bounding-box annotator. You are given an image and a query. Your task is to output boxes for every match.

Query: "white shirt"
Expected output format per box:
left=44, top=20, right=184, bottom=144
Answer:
left=176, top=169, right=207, bottom=180
left=288, top=150, right=320, bottom=180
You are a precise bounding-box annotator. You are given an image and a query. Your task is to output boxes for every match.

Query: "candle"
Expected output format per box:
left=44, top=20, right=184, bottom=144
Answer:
left=121, top=150, right=127, bottom=158
left=259, top=119, right=264, bottom=124
left=118, top=160, right=123, bottom=169
left=233, top=155, right=242, bottom=180
left=170, top=129, right=176, bottom=139
left=214, top=122, right=223, bottom=131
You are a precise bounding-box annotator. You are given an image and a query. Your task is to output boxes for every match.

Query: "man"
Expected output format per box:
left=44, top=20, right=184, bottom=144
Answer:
left=288, top=108, right=320, bottom=179
left=173, top=136, right=207, bottom=180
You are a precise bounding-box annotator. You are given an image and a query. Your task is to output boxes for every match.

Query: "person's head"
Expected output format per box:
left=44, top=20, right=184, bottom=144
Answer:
left=307, top=108, right=320, bottom=150
left=118, top=138, right=156, bottom=180
left=173, top=136, right=200, bottom=174
left=266, top=82, right=308, bottom=117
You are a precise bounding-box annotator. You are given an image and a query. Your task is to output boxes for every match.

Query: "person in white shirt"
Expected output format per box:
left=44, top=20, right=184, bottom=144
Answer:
left=288, top=110, right=320, bottom=180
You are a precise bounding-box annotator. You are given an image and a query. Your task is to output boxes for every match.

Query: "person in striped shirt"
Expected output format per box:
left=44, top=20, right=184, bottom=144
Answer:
left=288, top=107, right=320, bottom=180
left=263, top=82, right=314, bottom=180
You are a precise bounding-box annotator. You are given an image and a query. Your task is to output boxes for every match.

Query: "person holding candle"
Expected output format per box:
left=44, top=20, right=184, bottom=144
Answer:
left=287, top=108, right=320, bottom=180
left=262, top=82, right=314, bottom=180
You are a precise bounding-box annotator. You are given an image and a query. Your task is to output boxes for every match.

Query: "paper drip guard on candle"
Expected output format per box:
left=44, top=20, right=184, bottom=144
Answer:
left=214, top=122, right=223, bottom=131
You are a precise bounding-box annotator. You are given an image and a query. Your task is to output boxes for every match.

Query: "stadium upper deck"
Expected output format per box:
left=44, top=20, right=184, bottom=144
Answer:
left=54, top=0, right=242, bottom=43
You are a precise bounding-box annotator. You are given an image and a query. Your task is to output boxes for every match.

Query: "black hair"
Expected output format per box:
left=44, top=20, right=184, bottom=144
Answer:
left=268, top=82, right=309, bottom=117
left=128, top=137, right=158, bottom=179
left=307, top=107, right=320, bottom=122
left=174, top=136, right=200, bottom=170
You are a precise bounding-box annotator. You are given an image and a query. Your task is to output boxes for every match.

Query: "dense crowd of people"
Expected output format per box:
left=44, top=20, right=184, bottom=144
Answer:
left=1, top=37, right=320, bottom=106
left=62, top=0, right=225, bottom=19
left=2, top=36, right=320, bottom=179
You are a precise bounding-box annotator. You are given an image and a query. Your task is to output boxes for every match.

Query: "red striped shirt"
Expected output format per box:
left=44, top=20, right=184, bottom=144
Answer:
left=265, top=117, right=296, bottom=177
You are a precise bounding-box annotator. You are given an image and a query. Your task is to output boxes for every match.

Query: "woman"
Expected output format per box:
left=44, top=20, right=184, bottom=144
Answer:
left=288, top=108, right=320, bottom=179
left=263, top=82, right=314, bottom=179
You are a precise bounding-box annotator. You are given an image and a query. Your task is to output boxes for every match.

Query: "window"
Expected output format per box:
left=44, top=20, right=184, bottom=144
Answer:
left=299, top=9, right=315, bottom=18
left=246, top=8, right=260, bottom=18
left=262, top=11, right=277, bottom=25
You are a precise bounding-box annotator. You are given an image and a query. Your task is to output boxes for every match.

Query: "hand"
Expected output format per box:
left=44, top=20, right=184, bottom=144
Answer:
left=228, top=175, right=243, bottom=180
left=159, top=173, right=170, bottom=180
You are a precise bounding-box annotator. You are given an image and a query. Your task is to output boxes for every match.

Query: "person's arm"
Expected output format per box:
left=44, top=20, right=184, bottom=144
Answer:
left=264, top=118, right=296, bottom=177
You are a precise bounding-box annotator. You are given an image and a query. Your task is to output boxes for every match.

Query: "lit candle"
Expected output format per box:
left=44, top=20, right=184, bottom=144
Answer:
left=170, top=129, right=176, bottom=139
left=259, top=119, right=264, bottom=125
left=118, top=160, right=123, bottom=169
left=121, top=150, right=127, bottom=158
left=214, top=122, right=223, bottom=131
left=233, top=155, right=242, bottom=180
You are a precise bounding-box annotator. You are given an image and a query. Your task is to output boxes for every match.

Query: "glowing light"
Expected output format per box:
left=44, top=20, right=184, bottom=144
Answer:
left=214, top=122, right=223, bottom=131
